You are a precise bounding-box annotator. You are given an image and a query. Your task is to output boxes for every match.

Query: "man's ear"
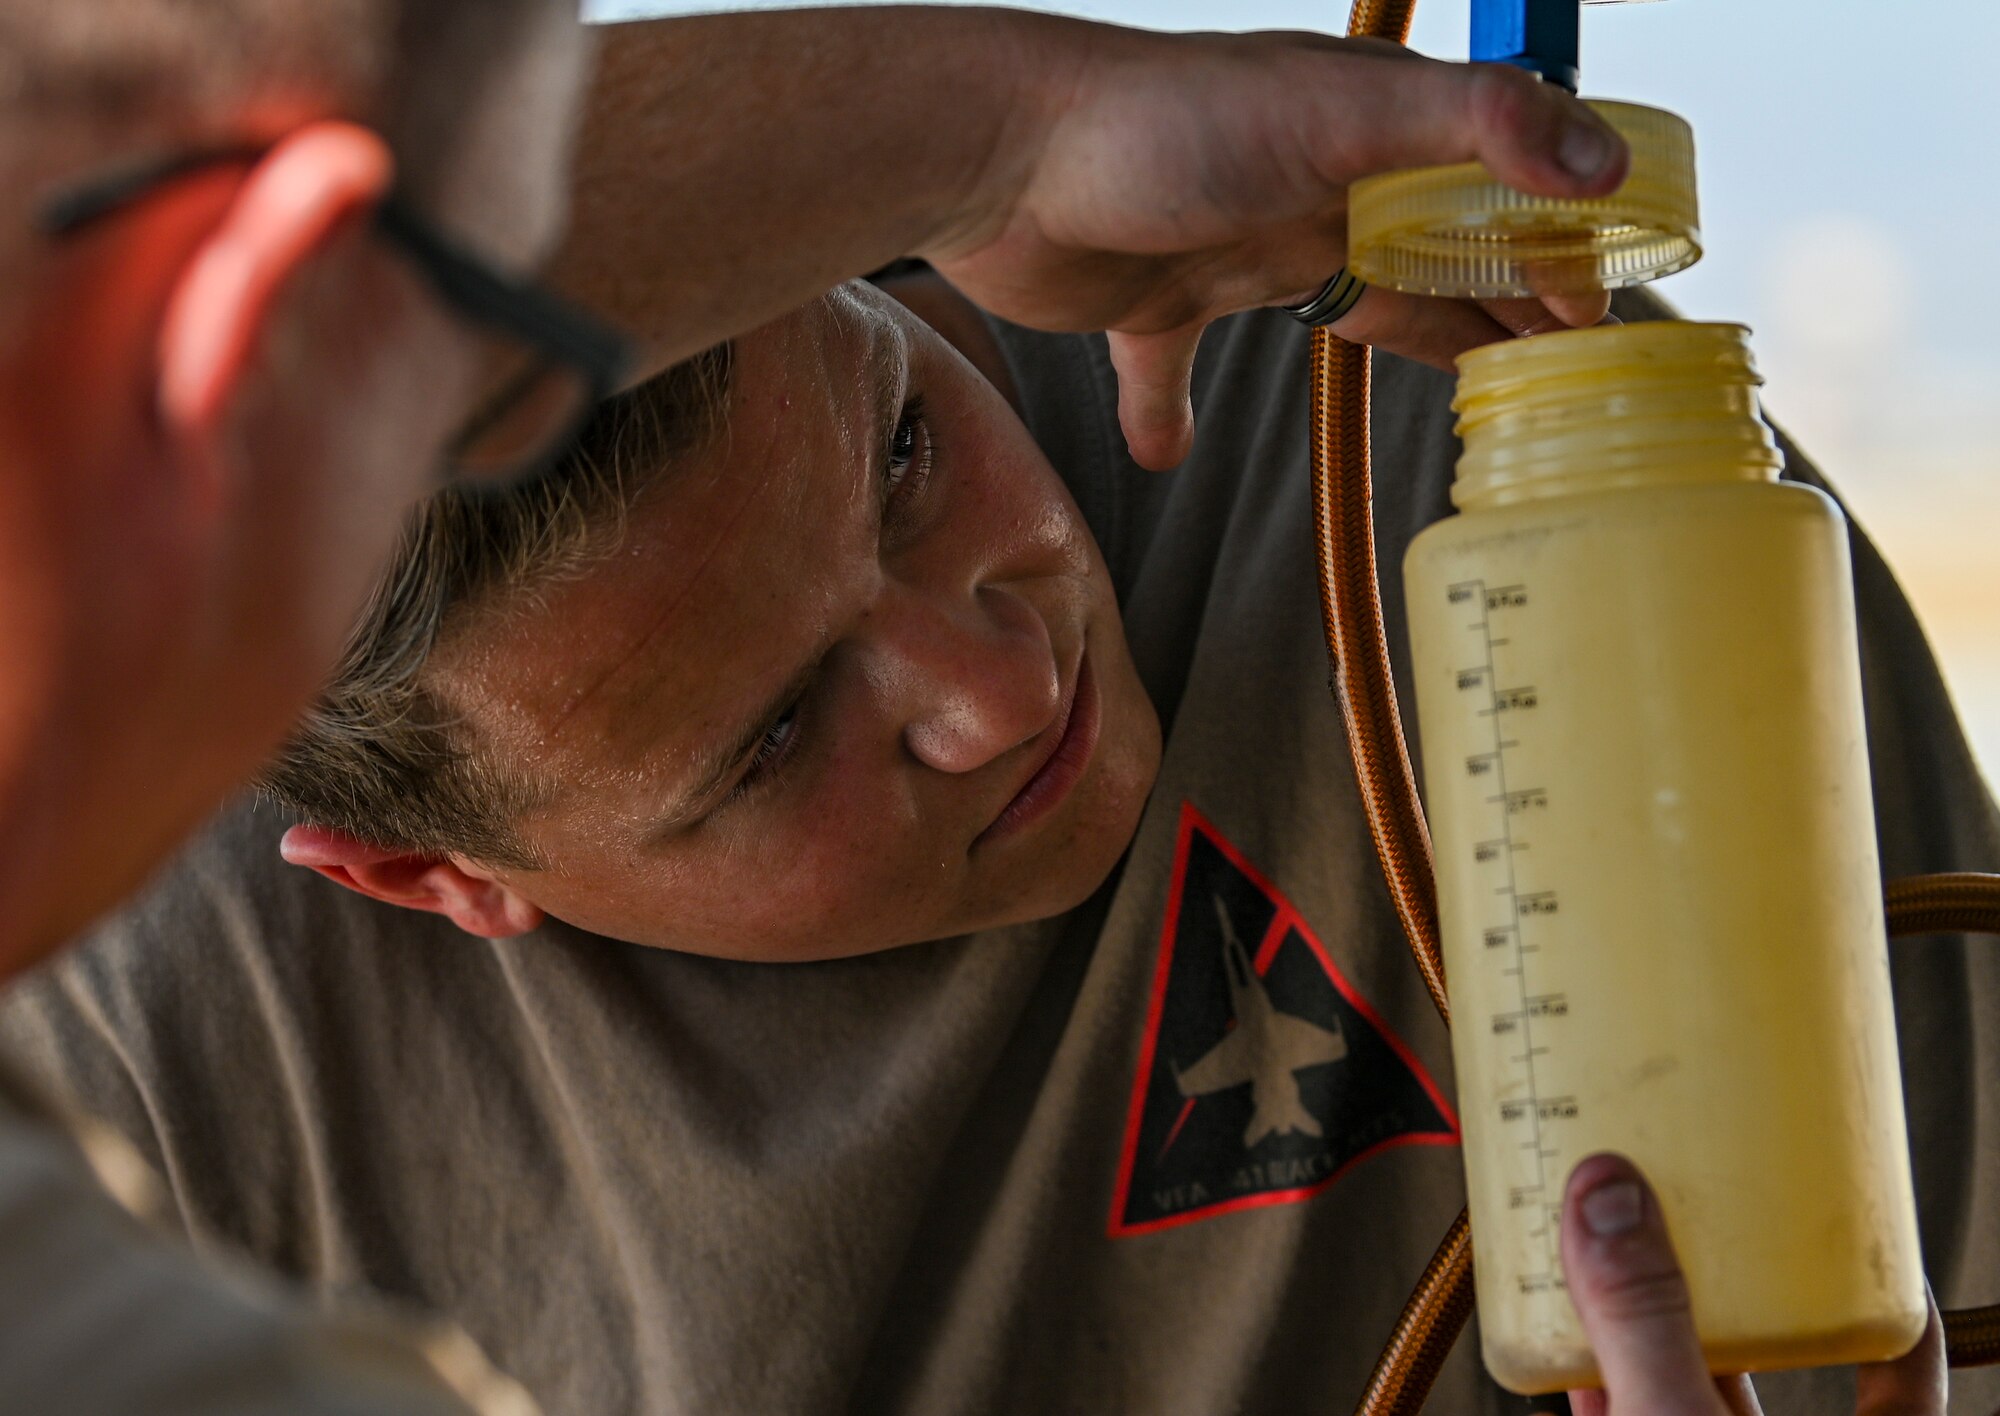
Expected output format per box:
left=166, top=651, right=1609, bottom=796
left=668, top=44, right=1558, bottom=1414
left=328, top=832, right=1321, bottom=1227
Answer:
left=279, top=824, right=546, bottom=940
left=157, top=121, right=395, bottom=447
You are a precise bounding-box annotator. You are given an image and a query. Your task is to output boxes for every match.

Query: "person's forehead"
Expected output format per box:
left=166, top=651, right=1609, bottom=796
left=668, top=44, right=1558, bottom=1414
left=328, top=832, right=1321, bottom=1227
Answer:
left=439, top=289, right=902, bottom=807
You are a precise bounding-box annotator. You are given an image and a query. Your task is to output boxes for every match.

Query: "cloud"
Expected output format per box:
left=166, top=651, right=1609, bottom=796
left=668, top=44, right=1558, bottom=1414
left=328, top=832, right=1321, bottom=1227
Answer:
left=1764, top=216, right=1913, bottom=357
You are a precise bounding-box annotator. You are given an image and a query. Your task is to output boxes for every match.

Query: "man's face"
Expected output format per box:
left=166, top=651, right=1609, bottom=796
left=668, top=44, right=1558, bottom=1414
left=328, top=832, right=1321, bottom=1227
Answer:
left=439, top=284, right=1164, bottom=959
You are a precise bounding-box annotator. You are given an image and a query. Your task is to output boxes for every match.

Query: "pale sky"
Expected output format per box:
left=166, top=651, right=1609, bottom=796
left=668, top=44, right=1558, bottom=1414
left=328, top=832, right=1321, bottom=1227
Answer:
left=586, top=1, right=2000, bottom=784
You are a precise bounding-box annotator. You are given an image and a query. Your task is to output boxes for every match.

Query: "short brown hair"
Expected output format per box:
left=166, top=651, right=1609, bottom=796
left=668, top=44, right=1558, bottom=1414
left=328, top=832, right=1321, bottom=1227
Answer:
left=262, top=348, right=734, bottom=868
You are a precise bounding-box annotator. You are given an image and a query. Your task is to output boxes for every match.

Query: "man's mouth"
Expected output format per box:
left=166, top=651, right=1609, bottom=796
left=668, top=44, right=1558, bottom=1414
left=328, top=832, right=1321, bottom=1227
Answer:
left=976, top=649, right=1101, bottom=849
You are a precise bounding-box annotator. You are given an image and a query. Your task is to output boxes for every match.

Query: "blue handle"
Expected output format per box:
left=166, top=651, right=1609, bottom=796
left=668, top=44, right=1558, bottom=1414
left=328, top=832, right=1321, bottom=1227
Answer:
left=1470, top=0, right=1580, bottom=91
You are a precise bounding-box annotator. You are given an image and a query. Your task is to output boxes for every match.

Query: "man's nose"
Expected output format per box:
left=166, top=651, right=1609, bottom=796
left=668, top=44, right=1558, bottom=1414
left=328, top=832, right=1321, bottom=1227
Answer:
left=884, top=583, right=1061, bottom=775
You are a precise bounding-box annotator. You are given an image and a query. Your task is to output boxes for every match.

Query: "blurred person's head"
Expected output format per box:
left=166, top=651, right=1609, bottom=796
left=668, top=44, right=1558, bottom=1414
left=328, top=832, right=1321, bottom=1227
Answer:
left=0, top=0, right=598, bottom=963
left=269, top=281, right=1165, bottom=959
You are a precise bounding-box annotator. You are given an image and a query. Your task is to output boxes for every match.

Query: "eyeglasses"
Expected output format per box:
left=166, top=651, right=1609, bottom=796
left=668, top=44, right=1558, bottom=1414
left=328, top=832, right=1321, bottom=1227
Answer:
left=38, top=145, right=634, bottom=487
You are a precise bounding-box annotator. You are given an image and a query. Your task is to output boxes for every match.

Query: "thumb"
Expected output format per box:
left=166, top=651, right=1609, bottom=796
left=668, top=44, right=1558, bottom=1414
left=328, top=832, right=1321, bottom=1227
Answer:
left=1311, top=52, right=1629, bottom=198
left=1560, top=1153, right=1735, bottom=1415
left=1107, top=322, right=1207, bottom=470
left=1854, top=1285, right=1946, bottom=1416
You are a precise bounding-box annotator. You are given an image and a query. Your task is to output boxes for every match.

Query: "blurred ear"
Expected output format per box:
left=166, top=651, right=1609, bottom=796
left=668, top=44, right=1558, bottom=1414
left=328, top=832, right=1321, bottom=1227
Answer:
left=280, top=824, right=545, bottom=940
left=157, top=122, right=394, bottom=448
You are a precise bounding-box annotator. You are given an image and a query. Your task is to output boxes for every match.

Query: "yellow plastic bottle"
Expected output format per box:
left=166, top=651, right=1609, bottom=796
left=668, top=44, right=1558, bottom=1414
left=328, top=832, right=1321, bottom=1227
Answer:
left=1403, top=321, right=1927, bottom=1393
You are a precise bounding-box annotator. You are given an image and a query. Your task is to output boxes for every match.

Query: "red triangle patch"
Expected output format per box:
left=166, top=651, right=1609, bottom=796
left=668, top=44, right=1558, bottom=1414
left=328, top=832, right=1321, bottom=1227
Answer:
left=1108, top=802, right=1459, bottom=1238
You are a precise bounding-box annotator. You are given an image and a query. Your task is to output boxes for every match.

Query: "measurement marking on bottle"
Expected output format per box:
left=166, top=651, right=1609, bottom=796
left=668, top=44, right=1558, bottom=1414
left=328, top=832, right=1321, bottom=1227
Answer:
left=1452, top=576, right=1567, bottom=1279
left=1492, top=995, right=1569, bottom=1034
left=1475, top=837, right=1529, bottom=865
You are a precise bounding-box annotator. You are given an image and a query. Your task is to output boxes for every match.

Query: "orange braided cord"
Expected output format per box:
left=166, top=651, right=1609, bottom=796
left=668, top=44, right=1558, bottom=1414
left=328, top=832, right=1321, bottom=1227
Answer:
left=1354, top=1210, right=1476, bottom=1416
left=1886, top=872, right=2000, bottom=1366
left=1941, top=1305, right=2000, bottom=1369
left=1349, top=0, right=1418, bottom=42
left=1886, top=872, right=2000, bottom=940
left=1326, top=10, right=1454, bottom=1413
left=1322, top=10, right=1458, bottom=1416
left=1308, top=329, right=1446, bottom=1025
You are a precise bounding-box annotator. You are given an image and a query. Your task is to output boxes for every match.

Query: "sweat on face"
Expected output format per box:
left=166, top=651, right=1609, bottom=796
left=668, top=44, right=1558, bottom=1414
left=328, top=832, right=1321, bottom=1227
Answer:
left=274, top=282, right=1165, bottom=962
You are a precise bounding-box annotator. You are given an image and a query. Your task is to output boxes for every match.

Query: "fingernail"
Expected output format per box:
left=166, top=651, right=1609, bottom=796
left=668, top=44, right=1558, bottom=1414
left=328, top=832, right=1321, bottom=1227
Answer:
left=1582, top=1180, right=1643, bottom=1236
left=1559, top=118, right=1614, bottom=180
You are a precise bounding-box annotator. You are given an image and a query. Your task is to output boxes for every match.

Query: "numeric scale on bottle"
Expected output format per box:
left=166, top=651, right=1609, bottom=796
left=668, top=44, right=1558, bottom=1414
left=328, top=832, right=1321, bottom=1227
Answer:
left=1446, top=577, right=1576, bottom=1296
left=1406, top=322, right=1928, bottom=1389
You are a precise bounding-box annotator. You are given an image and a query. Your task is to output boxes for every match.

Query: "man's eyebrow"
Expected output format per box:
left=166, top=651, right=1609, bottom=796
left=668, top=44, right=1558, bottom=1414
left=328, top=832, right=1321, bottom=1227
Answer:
left=652, top=316, right=908, bottom=834
left=653, top=649, right=829, bottom=833
left=867, top=314, right=909, bottom=472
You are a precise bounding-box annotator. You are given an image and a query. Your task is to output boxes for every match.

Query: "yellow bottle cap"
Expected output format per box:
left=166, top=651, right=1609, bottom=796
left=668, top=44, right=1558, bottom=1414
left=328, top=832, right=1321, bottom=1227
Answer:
left=1346, top=100, right=1700, bottom=299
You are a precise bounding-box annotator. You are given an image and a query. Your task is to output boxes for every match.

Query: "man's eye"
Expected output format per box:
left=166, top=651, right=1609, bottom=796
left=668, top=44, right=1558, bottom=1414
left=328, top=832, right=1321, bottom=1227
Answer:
left=735, top=704, right=801, bottom=796
left=885, top=396, right=931, bottom=498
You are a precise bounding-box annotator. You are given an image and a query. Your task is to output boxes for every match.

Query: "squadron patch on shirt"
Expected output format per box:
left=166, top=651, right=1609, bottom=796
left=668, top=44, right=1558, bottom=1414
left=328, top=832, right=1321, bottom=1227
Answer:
left=1109, top=802, right=1459, bottom=1237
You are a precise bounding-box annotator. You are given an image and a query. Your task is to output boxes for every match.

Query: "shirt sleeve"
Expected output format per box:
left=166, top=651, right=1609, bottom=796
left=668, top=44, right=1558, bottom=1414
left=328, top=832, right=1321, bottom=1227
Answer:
left=0, top=1073, right=538, bottom=1415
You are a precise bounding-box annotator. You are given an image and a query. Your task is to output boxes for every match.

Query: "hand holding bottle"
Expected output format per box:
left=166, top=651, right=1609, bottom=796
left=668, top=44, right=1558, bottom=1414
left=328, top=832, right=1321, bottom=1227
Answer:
left=1562, top=1153, right=1948, bottom=1416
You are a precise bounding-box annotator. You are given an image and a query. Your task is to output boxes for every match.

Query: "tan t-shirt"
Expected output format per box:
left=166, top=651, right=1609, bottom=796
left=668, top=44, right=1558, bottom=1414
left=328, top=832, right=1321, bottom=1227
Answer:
left=5, top=299, right=1997, bottom=1415
left=0, top=1062, right=535, bottom=1414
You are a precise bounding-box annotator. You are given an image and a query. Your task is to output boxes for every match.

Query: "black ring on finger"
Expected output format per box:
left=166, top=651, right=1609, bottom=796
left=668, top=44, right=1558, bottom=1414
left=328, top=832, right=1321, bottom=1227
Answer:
left=1281, top=268, right=1366, bottom=327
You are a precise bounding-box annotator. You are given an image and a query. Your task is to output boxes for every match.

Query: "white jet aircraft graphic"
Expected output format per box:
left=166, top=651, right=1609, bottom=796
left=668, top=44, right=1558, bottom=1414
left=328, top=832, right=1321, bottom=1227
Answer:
left=1173, top=895, right=1348, bottom=1148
